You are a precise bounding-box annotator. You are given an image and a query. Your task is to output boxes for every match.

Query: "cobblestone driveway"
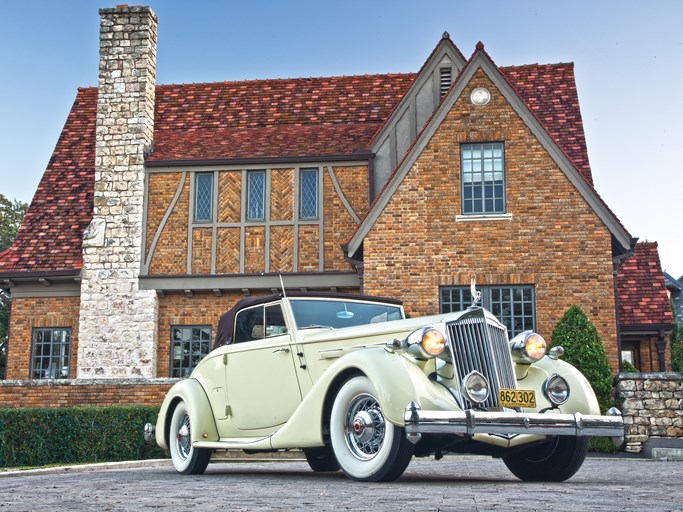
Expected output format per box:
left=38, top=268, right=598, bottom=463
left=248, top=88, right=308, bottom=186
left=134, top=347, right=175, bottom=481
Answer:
left=1, top=456, right=681, bottom=511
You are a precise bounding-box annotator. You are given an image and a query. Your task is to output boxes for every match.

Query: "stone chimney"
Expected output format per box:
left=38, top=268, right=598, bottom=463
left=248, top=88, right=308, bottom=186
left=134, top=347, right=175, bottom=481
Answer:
left=77, top=5, right=159, bottom=378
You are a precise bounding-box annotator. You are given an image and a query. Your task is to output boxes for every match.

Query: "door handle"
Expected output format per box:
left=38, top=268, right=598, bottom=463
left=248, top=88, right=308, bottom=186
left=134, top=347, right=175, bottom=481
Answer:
left=272, top=347, right=290, bottom=354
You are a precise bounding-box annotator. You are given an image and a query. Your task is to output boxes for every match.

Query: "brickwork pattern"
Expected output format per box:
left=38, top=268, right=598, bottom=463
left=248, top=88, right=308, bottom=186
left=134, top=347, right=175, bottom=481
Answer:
left=77, top=6, right=159, bottom=378
left=217, top=172, right=242, bottom=223
left=5, top=297, right=81, bottom=381
left=362, top=69, right=620, bottom=370
left=323, top=165, right=368, bottom=271
left=146, top=165, right=365, bottom=275
left=146, top=173, right=188, bottom=274
left=0, top=380, right=172, bottom=408
left=616, top=373, right=683, bottom=453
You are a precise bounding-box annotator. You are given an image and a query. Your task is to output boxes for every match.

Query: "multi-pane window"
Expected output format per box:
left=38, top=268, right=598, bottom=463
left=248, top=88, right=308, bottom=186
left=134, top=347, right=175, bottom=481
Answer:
left=440, top=285, right=535, bottom=337
left=30, top=327, right=71, bottom=379
left=461, top=142, right=505, bottom=215
left=246, top=170, right=266, bottom=221
left=299, top=168, right=319, bottom=219
left=194, top=173, right=214, bottom=222
left=170, top=326, right=212, bottom=378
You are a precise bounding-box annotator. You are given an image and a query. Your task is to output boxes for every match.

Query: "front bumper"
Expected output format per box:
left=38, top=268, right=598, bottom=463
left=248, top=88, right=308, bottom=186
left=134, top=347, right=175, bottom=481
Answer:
left=404, top=402, right=624, bottom=445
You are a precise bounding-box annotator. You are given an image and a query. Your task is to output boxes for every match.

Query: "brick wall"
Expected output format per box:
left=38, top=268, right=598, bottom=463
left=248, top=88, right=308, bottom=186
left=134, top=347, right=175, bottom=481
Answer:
left=0, top=379, right=172, bottom=408
left=362, top=69, right=620, bottom=370
left=5, top=296, right=81, bottom=381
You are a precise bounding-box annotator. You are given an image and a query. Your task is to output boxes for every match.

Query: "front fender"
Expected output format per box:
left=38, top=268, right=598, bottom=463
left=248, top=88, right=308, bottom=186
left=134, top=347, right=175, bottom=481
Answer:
left=155, top=378, right=219, bottom=450
left=522, top=357, right=601, bottom=415
left=270, top=348, right=456, bottom=449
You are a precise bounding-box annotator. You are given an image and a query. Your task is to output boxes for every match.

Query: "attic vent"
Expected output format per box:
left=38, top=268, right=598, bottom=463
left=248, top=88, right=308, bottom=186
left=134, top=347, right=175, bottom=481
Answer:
left=440, top=67, right=452, bottom=97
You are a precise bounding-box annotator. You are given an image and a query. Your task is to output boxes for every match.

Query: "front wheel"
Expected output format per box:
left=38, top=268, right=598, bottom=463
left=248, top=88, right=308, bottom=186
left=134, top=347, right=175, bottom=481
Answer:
left=169, top=401, right=212, bottom=475
left=329, top=375, right=414, bottom=482
left=503, top=436, right=588, bottom=482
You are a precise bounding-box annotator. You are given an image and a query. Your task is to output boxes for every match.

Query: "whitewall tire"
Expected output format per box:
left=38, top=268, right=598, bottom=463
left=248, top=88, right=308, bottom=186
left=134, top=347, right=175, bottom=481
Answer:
left=169, top=400, right=211, bottom=475
left=329, top=375, right=413, bottom=482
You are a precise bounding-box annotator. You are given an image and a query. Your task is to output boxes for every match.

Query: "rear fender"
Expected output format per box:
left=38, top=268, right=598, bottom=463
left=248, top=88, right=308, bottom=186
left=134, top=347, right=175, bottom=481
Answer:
left=155, top=378, right=219, bottom=450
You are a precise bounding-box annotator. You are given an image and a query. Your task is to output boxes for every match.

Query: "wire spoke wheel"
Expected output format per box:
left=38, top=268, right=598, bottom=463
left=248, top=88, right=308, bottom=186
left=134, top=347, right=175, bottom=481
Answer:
left=330, top=376, right=413, bottom=482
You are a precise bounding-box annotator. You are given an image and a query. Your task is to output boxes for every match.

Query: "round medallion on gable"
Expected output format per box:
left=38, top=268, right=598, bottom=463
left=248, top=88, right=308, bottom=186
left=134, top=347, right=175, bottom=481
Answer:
left=470, top=87, right=491, bottom=106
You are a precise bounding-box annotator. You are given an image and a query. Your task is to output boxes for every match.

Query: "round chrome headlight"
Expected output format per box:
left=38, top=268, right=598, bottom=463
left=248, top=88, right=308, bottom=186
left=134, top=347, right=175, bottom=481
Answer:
left=543, top=373, right=570, bottom=406
left=421, top=328, right=446, bottom=357
left=510, top=331, right=547, bottom=363
left=406, top=325, right=447, bottom=359
left=462, top=371, right=489, bottom=404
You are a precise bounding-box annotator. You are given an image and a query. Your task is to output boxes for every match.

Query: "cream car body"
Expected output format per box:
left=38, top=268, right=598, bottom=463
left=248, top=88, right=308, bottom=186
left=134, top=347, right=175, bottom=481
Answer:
left=148, top=292, right=623, bottom=482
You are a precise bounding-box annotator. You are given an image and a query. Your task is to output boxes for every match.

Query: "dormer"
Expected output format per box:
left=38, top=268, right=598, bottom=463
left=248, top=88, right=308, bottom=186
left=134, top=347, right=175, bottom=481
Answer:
left=369, top=32, right=467, bottom=198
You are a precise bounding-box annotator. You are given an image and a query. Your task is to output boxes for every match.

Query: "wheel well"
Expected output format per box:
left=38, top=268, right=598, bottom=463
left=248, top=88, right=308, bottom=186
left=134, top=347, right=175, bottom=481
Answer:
left=164, top=397, right=183, bottom=446
left=321, top=368, right=365, bottom=439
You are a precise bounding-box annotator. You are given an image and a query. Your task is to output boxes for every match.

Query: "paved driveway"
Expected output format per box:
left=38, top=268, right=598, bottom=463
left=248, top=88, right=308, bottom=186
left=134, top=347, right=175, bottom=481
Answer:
left=1, top=456, right=680, bottom=511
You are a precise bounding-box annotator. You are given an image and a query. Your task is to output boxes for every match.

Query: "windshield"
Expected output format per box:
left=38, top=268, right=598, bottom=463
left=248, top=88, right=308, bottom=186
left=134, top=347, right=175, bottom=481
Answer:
left=290, top=299, right=404, bottom=330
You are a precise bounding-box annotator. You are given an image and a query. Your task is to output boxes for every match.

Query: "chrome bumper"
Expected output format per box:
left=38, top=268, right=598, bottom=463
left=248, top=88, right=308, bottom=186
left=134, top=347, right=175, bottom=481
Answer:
left=404, top=402, right=624, bottom=445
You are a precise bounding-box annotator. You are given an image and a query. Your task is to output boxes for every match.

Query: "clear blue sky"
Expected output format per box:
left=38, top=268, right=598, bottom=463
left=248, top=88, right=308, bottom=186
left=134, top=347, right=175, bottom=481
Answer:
left=0, top=0, right=681, bottom=278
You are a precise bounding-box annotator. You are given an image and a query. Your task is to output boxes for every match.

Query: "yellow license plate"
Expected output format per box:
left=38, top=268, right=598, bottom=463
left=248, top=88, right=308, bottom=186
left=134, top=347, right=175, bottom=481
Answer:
left=498, top=388, right=536, bottom=408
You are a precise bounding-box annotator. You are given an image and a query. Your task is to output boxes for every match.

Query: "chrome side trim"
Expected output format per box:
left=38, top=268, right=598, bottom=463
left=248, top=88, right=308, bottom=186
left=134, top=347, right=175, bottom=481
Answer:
left=404, top=403, right=624, bottom=440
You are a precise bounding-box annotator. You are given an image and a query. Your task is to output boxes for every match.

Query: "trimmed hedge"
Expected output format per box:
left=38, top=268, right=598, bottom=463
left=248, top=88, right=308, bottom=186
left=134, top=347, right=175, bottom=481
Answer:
left=0, top=406, right=166, bottom=468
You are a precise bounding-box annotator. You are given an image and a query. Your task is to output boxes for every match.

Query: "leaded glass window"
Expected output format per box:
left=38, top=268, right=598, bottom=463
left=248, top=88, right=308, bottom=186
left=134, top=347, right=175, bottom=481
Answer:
left=30, top=327, right=71, bottom=379
left=461, top=142, right=505, bottom=215
left=170, top=325, right=212, bottom=378
left=299, top=168, right=319, bottom=219
left=440, top=285, right=535, bottom=337
left=194, top=172, right=213, bottom=222
left=247, top=170, right=266, bottom=221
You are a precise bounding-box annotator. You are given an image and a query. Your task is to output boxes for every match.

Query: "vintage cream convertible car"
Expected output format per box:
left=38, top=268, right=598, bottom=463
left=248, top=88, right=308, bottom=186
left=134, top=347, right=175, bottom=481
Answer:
left=145, top=291, right=623, bottom=482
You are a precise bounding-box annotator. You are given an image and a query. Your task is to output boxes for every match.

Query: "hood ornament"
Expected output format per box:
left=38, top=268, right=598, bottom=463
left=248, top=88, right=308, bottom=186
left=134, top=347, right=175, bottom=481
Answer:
left=470, top=277, right=482, bottom=308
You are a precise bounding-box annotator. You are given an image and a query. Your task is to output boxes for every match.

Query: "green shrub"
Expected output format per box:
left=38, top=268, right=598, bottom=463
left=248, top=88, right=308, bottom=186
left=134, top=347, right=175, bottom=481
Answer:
left=621, top=359, right=639, bottom=373
left=549, top=305, right=618, bottom=452
left=0, top=406, right=166, bottom=468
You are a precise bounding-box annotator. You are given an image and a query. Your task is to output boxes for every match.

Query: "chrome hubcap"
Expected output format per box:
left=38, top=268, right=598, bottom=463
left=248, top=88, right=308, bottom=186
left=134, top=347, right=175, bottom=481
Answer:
left=344, top=393, right=385, bottom=460
left=176, top=414, right=191, bottom=461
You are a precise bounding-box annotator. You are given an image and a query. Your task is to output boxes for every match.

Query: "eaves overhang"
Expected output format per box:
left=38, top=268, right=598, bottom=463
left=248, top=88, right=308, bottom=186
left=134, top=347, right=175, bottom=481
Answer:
left=139, top=271, right=361, bottom=295
left=145, top=152, right=374, bottom=169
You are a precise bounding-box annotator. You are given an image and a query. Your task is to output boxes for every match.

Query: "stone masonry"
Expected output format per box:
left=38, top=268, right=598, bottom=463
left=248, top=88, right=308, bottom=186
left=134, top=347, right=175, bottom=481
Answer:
left=616, top=373, right=683, bottom=453
left=77, top=6, right=159, bottom=378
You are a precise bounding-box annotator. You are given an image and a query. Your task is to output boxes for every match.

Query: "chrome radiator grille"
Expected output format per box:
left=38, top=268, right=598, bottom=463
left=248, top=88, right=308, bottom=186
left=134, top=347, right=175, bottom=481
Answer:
left=446, top=310, right=517, bottom=409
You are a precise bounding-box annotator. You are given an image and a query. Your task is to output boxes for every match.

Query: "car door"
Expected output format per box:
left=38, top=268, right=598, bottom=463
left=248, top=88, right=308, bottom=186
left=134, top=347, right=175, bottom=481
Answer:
left=223, top=301, right=302, bottom=432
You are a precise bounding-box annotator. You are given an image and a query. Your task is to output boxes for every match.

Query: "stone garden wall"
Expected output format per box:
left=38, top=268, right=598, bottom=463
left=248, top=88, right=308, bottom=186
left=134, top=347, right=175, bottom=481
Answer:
left=615, top=372, right=683, bottom=453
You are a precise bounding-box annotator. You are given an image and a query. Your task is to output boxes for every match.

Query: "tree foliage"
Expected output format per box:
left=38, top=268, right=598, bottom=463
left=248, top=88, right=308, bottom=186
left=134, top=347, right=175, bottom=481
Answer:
left=0, top=193, right=28, bottom=379
left=549, top=305, right=614, bottom=414
left=0, top=193, right=28, bottom=252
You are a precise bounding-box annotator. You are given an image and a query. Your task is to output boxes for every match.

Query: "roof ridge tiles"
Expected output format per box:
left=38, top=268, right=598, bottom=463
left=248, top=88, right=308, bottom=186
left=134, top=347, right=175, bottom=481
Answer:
left=154, top=71, right=419, bottom=89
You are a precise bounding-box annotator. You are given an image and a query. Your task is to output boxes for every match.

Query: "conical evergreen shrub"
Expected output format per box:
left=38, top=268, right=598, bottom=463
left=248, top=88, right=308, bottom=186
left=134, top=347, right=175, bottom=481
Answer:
left=549, top=305, right=614, bottom=415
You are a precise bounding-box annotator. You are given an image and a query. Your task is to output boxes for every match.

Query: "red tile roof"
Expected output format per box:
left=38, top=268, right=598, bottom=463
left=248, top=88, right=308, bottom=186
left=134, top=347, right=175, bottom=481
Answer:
left=0, top=87, right=96, bottom=274
left=0, top=61, right=595, bottom=274
left=501, top=63, right=592, bottom=186
left=617, top=242, right=675, bottom=327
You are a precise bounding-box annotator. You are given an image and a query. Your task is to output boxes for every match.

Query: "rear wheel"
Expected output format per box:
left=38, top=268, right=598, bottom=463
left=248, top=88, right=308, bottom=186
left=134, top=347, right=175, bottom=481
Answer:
left=503, top=436, right=588, bottom=482
left=304, top=445, right=340, bottom=472
left=329, top=376, right=413, bottom=482
left=169, top=401, right=212, bottom=475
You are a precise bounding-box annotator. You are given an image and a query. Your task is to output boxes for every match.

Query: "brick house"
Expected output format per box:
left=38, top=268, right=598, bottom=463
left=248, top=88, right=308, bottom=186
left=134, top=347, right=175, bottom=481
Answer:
left=617, top=242, right=675, bottom=371
left=0, top=5, right=650, bottom=406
